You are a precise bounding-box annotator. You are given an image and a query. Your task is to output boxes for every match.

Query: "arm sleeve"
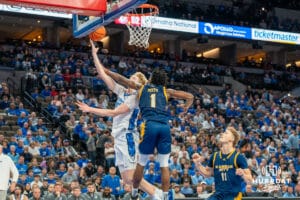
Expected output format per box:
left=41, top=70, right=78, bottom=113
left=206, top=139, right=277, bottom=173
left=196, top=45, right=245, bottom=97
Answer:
left=9, top=156, right=19, bottom=182
left=237, top=154, right=248, bottom=169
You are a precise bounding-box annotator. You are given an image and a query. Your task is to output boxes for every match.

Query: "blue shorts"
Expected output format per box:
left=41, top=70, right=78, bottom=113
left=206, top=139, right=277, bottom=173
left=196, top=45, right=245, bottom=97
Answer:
left=207, top=192, right=242, bottom=200
left=139, top=120, right=171, bottom=154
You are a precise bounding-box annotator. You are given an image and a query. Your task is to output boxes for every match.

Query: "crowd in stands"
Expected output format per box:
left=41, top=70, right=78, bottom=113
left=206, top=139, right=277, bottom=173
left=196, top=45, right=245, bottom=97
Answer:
left=0, top=42, right=299, bottom=199
left=0, top=43, right=298, bottom=94
left=148, top=0, right=300, bottom=33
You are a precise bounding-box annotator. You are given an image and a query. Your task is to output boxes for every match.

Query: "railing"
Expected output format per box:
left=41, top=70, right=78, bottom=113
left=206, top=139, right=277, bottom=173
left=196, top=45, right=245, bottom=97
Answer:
left=22, top=90, right=61, bottom=134
left=7, top=76, right=18, bottom=96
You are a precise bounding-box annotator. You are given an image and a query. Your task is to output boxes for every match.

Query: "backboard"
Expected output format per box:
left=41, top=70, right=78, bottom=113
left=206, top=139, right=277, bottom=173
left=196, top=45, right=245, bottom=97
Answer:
left=73, top=0, right=147, bottom=38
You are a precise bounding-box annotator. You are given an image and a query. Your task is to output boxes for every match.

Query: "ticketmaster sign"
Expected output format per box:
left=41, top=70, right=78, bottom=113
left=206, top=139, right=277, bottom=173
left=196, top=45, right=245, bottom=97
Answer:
left=252, top=28, right=300, bottom=45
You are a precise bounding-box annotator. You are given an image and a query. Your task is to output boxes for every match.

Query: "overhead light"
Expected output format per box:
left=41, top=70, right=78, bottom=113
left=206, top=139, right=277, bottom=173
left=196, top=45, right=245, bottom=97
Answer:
left=37, top=35, right=41, bottom=39
left=33, top=38, right=36, bottom=41
left=37, top=20, right=40, bottom=23
left=203, top=48, right=220, bottom=58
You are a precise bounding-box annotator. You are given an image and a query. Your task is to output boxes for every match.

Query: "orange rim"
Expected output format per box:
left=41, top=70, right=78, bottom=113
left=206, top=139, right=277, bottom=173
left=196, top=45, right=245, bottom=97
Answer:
left=126, top=4, right=159, bottom=17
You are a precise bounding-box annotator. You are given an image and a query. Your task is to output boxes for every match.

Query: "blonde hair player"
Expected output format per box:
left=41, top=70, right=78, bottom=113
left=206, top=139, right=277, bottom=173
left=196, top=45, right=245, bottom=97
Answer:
left=192, top=127, right=253, bottom=200
left=76, top=40, right=163, bottom=200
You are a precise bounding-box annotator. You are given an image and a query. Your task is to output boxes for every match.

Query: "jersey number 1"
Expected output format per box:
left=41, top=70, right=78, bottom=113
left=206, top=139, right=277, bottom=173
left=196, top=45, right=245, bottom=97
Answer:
left=150, top=93, right=156, bottom=108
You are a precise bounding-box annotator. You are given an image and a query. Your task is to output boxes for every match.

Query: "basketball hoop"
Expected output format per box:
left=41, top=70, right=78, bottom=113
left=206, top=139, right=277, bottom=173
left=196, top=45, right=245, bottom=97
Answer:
left=125, top=4, right=159, bottom=48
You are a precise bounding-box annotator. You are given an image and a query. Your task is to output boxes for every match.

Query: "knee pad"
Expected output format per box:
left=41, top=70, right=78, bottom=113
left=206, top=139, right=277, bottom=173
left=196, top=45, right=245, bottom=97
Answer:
left=157, top=153, right=170, bottom=167
left=138, top=154, right=150, bottom=166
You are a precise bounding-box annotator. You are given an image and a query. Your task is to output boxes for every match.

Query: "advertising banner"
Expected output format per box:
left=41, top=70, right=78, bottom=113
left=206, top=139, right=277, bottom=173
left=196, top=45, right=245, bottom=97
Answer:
left=252, top=28, right=300, bottom=45
left=199, top=22, right=251, bottom=39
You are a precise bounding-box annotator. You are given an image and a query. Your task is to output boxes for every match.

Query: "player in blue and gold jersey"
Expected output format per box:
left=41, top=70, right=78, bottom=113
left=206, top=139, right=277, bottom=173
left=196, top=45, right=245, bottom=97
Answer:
left=105, top=68, right=194, bottom=200
left=193, top=127, right=253, bottom=200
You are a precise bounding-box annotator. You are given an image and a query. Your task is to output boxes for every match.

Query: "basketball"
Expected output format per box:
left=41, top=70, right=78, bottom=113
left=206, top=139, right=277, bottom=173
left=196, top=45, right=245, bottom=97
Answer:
left=89, top=26, right=107, bottom=41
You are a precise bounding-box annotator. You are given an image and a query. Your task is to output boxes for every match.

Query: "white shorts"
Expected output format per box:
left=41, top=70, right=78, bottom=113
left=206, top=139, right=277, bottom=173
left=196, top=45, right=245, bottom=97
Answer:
left=114, top=132, right=139, bottom=173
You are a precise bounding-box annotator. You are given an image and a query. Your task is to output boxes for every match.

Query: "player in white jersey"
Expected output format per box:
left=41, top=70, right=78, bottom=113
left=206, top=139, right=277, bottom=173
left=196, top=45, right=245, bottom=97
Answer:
left=76, top=40, right=162, bottom=200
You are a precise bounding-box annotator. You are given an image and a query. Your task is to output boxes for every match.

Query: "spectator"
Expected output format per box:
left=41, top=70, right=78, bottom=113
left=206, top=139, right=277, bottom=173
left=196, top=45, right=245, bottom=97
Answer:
left=8, top=184, right=28, bottom=200
left=62, top=139, right=78, bottom=157
left=84, top=160, right=97, bottom=178
left=91, top=165, right=105, bottom=180
left=30, top=187, right=43, bottom=200
left=102, top=166, right=121, bottom=198
left=180, top=180, right=194, bottom=197
left=104, top=142, right=115, bottom=170
left=61, top=167, right=78, bottom=185
left=56, top=163, right=67, bottom=179
left=86, top=130, right=96, bottom=162
left=46, top=182, right=67, bottom=200
left=170, top=169, right=181, bottom=185
left=83, top=182, right=102, bottom=199
left=8, top=145, right=20, bottom=164
left=283, top=185, right=296, bottom=197
left=100, top=187, right=116, bottom=200
left=30, top=174, right=42, bottom=188
left=195, top=183, right=211, bottom=198
left=191, top=169, right=204, bottom=185
left=169, top=154, right=183, bottom=175
left=173, top=184, right=185, bottom=198
left=288, top=130, right=299, bottom=151
left=67, top=186, right=85, bottom=200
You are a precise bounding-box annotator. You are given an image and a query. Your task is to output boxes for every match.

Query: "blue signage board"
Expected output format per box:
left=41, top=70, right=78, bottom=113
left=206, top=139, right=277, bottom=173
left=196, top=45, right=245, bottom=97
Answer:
left=199, top=22, right=252, bottom=39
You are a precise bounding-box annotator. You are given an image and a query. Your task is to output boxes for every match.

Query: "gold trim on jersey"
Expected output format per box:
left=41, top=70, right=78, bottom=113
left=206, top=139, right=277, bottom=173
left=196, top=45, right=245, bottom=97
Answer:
left=163, top=86, right=168, bottom=102
left=234, top=152, right=240, bottom=168
left=138, top=85, right=145, bottom=99
left=219, top=149, right=235, bottom=160
left=140, top=122, right=146, bottom=143
left=212, top=152, right=218, bottom=168
left=234, top=192, right=242, bottom=200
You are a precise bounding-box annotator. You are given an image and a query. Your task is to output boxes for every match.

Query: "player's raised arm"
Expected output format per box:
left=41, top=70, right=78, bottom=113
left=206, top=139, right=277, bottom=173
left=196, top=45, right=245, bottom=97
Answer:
left=76, top=101, right=130, bottom=117
left=166, top=89, right=194, bottom=112
left=90, top=40, right=116, bottom=91
left=106, top=70, right=142, bottom=90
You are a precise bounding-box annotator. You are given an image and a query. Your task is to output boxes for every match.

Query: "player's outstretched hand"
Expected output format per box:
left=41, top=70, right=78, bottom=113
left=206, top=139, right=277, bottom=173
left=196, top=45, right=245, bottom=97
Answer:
left=235, top=168, right=244, bottom=177
left=192, top=153, right=204, bottom=164
left=90, top=39, right=99, bottom=54
left=76, top=101, right=90, bottom=113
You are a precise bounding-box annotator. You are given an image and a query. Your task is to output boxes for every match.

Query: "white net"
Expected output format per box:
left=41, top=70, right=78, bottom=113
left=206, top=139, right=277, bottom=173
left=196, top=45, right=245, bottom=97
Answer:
left=125, top=5, right=158, bottom=48
left=126, top=21, right=154, bottom=48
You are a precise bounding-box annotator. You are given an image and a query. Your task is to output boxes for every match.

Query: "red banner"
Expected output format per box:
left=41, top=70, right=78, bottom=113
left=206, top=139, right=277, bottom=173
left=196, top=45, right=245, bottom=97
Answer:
left=0, top=0, right=107, bottom=16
